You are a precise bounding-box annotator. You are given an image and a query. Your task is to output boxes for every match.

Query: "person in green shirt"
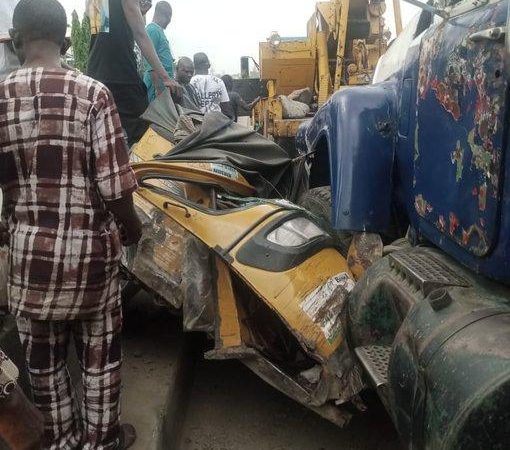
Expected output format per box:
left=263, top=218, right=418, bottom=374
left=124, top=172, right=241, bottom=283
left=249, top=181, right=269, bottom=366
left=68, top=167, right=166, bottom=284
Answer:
left=143, top=1, right=174, bottom=102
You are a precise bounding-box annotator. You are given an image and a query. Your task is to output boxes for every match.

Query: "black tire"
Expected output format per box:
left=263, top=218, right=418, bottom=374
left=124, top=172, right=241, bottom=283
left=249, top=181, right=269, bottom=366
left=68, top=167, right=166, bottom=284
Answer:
left=299, top=186, right=352, bottom=255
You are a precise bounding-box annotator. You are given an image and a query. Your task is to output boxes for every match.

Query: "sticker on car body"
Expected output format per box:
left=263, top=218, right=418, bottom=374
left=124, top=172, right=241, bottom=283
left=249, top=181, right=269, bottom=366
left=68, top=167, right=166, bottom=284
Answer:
left=211, top=164, right=240, bottom=180
left=300, top=272, right=355, bottom=343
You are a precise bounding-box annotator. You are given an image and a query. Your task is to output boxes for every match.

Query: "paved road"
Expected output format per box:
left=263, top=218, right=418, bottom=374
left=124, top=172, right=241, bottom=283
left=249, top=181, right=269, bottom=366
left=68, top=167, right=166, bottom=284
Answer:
left=179, top=357, right=401, bottom=450
left=120, top=293, right=401, bottom=450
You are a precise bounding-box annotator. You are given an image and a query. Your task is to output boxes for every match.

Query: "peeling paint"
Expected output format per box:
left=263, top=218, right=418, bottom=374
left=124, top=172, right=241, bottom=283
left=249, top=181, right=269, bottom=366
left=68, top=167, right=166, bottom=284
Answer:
left=414, top=122, right=419, bottom=162
left=431, top=77, right=461, bottom=121
left=461, top=224, right=488, bottom=254
left=468, top=130, right=494, bottom=182
left=437, top=215, right=447, bottom=233
left=451, top=141, right=464, bottom=182
left=414, top=2, right=507, bottom=258
left=418, top=23, right=444, bottom=99
left=478, top=183, right=487, bottom=212
left=415, top=194, right=433, bottom=217
left=449, top=212, right=459, bottom=236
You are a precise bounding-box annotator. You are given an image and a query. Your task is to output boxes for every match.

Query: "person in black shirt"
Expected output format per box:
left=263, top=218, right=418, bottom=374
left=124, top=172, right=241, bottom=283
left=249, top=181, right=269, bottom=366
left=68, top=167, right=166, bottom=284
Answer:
left=87, top=0, right=181, bottom=146
left=221, top=74, right=260, bottom=123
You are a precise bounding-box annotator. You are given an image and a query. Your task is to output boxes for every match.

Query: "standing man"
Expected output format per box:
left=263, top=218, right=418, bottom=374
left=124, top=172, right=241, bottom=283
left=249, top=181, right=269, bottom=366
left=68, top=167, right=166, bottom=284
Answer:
left=87, top=0, right=181, bottom=147
left=143, top=1, right=174, bottom=102
left=175, top=56, right=201, bottom=110
left=1, top=0, right=142, bottom=448
left=191, top=52, right=234, bottom=118
left=134, top=0, right=153, bottom=77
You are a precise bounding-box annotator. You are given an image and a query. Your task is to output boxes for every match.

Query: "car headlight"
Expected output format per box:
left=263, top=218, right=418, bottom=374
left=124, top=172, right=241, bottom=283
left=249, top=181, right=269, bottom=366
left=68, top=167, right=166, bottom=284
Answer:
left=266, top=217, right=328, bottom=247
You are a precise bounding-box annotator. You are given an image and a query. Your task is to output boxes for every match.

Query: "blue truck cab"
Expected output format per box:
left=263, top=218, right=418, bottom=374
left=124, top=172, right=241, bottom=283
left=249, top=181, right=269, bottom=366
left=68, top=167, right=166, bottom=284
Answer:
left=299, top=0, right=510, bottom=447
left=300, top=0, right=510, bottom=283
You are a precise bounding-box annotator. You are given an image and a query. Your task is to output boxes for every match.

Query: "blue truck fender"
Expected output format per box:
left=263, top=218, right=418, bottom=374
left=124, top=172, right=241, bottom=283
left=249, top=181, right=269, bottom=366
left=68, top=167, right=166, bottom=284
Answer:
left=306, top=81, right=398, bottom=233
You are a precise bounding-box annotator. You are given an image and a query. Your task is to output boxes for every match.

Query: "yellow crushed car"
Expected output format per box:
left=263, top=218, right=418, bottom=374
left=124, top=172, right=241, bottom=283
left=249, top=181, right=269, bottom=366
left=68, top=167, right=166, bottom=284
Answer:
left=122, top=96, right=364, bottom=426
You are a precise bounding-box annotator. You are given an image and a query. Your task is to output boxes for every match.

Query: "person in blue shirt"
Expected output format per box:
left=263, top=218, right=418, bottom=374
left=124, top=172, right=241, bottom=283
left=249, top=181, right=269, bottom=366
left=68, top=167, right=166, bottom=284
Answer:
left=143, top=1, right=174, bottom=102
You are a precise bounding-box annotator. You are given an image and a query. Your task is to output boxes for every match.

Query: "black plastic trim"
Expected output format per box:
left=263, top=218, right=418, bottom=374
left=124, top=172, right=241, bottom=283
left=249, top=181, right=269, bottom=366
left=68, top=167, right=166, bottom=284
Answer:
left=235, top=212, right=336, bottom=272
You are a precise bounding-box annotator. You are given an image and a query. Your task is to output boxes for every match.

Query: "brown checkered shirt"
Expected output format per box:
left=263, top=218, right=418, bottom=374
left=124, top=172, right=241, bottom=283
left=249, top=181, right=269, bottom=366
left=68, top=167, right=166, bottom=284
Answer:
left=0, top=68, right=137, bottom=320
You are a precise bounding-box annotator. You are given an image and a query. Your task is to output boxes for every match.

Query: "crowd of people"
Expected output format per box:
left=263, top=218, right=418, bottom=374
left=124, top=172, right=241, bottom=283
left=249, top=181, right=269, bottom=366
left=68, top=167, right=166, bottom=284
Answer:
left=88, top=0, right=258, bottom=147
left=0, top=0, right=261, bottom=449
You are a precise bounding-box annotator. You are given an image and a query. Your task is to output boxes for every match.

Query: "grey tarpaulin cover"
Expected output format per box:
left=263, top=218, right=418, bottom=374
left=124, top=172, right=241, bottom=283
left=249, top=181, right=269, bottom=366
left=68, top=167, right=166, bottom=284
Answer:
left=141, top=91, right=306, bottom=200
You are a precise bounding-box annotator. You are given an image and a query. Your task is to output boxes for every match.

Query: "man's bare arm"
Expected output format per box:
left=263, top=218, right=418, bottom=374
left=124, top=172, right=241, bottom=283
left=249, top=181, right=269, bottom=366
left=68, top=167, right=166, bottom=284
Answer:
left=105, top=194, right=142, bottom=246
left=151, top=71, right=162, bottom=97
left=220, top=102, right=235, bottom=120
left=122, top=0, right=180, bottom=94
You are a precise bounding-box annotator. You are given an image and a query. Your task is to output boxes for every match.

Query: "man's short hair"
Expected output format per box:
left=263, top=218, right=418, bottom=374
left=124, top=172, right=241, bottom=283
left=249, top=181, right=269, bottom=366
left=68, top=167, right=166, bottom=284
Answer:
left=177, top=57, right=194, bottom=70
left=13, top=0, right=67, bottom=47
left=155, top=1, right=172, bottom=15
left=193, top=53, right=210, bottom=70
left=221, top=75, right=234, bottom=92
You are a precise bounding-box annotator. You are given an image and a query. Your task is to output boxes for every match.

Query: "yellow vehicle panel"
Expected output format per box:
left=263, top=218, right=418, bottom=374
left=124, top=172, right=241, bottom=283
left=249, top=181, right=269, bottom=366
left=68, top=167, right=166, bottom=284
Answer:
left=136, top=185, right=351, bottom=360
left=260, top=40, right=316, bottom=95
left=137, top=187, right=285, bottom=250
left=131, top=127, right=173, bottom=161
left=232, top=248, right=350, bottom=359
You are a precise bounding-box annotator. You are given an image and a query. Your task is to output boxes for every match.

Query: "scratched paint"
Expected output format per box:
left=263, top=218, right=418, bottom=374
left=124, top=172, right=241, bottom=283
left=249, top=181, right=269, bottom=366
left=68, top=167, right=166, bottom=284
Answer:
left=478, top=183, right=487, bottom=212
left=414, top=194, right=433, bottom=218
left=468, top=130, right=499, bottom=191
left=437, top=215, right=447, bottom=233
left=414, top=1, right=507, bottom=257
left=451, top=141, right=464, bottom=182
left=462, top=224, right=488, bottom=254
left=430, top=77, right=461, bottom=121
left=449, top=212, right=459, bottom=236
left=414, top=122, right=420, bottom=162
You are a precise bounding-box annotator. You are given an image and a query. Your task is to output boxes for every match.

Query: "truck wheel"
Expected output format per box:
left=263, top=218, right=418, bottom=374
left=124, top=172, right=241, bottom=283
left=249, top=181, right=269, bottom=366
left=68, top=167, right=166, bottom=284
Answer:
left=299, top=187, right=352, bottom=255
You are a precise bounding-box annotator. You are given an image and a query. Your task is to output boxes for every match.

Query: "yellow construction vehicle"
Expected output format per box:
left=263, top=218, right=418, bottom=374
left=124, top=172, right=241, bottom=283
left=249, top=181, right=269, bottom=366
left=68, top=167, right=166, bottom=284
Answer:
left=252, top=0, right=389, bottom=143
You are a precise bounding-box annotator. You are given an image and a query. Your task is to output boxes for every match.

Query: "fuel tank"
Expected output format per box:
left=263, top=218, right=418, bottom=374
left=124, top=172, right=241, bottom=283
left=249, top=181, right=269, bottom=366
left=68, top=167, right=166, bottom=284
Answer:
left=389, top=286, right=510, bottom=449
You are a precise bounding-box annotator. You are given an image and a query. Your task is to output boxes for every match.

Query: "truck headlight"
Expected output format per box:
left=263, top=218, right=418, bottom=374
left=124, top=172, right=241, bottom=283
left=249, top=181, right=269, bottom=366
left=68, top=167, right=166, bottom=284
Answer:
left=266, top=217, right=328, bottom=247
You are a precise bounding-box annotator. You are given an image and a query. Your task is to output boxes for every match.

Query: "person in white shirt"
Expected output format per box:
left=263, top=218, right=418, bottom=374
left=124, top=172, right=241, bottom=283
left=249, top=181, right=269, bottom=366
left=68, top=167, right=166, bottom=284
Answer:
left=190, top=52, right=234, bottom=118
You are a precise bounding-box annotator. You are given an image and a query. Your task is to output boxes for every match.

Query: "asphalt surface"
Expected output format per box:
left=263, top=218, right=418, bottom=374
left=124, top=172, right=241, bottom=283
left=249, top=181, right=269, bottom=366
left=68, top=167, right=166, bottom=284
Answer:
left=179, top=357, right=401, bottom=450
left=120, top=293, right=401, bottom=450
left=122, top=296, right=186, bottom=450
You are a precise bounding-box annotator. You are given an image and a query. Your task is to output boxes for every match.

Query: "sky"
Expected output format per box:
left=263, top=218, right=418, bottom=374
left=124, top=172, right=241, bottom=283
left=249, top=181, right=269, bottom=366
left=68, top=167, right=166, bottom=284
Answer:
left=60, top=0, right=420, bottom=74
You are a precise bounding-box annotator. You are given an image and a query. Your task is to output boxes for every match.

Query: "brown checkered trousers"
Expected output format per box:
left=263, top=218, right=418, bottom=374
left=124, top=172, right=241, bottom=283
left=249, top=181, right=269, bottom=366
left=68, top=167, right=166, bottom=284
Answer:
left=0, top=68, right=138, bottom=449
left=16, top=307, right=122, bottom=450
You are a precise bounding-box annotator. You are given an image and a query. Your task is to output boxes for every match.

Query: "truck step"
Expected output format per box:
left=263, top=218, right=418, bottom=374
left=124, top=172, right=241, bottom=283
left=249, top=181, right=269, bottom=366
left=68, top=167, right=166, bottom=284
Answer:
left=389, top=250, right=470, bottom=296
left=355, top=345, right=392, bottom=388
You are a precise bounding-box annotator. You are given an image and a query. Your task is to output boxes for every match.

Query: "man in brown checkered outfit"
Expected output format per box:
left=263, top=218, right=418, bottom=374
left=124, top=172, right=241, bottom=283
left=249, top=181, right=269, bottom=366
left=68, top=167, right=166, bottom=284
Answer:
left=0, top=0, right=143, bottom=448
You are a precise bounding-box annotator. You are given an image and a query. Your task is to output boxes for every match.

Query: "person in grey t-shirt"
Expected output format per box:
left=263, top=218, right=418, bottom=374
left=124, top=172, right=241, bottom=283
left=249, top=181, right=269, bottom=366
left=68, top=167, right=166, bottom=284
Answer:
left=191, top=52, right=234, bottom=118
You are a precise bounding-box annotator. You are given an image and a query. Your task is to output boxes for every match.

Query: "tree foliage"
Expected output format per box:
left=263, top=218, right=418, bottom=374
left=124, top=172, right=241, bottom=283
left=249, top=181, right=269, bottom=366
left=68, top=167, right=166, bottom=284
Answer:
left=70, top=10, right=91, bottom=72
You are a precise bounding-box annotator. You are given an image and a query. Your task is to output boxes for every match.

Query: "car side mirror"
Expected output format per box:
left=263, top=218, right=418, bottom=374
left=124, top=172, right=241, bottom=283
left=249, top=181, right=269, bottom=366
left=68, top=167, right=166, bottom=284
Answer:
left=402, top=0, right=449, bottom=19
